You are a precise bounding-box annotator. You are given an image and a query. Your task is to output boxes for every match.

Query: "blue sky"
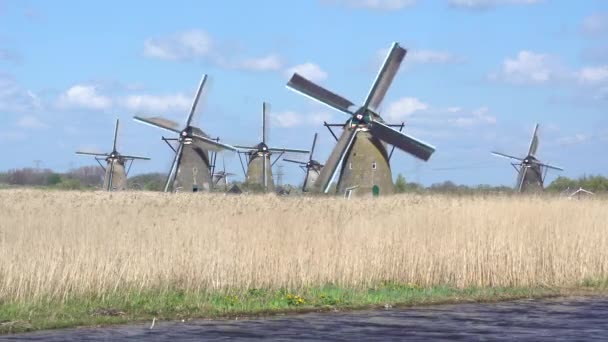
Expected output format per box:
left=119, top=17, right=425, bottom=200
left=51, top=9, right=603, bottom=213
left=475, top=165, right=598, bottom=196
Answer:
left=1, top=0, right=607, bottom=187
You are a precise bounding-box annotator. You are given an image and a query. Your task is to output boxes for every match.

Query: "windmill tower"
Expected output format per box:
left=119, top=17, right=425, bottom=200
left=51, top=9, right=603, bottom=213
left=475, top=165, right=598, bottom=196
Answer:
left=284, top=133, right=324, bottom=192
left=76, top=119, right=150, bottom=191
left=492, top=123, right=563, bottom=193
left=133, top=74, right=236, bottom=193
left=286, top=42, right=436, bottom=196
left=235, top=102, right=308, bottom=192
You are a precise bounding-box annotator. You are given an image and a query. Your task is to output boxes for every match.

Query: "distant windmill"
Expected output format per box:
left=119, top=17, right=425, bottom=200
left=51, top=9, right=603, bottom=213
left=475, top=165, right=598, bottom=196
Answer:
left=284, top=133, right=324, bottom=192
left=492, top=123, right=563, bottom=193
left=133, top=74, right=236, bottom=192
left=76, top=119, right=150, bottom=191
left=286, top=42, right=436, bottom=196
left=212, top=156, right=235, bottom=191
left=235, top=102, right=308, bottom=192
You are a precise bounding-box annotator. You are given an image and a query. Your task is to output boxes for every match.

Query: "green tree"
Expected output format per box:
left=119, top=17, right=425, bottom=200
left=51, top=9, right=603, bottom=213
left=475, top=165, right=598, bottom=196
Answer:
left=47, top=173, right=62, bottom=186
left=394, top=173, right=407, bottom=193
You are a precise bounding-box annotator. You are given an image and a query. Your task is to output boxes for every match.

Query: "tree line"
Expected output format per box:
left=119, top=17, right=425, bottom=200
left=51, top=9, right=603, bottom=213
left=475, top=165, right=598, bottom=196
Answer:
left=1, top=167, right=606, bottom=194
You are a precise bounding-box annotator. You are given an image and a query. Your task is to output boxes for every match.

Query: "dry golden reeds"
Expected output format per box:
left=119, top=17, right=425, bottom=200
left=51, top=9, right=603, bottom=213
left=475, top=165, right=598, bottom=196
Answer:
left=0, top=189, right=606, bottom=302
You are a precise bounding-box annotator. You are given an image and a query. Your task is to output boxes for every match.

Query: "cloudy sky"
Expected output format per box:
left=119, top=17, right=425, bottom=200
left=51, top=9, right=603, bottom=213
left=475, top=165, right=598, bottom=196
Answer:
left=1, top=0, right=606, bottom=186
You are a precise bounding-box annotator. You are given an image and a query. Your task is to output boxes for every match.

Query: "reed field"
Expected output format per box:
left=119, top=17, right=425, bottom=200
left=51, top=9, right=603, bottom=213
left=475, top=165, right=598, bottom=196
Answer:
left=1, top=189, right=607, bottom=305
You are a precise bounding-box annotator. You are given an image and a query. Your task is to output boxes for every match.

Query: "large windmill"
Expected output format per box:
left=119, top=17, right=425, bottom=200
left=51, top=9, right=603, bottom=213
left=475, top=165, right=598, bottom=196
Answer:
left=492, top=123, right=563, bottom=193
left=286, top=42, right=436, bottom=196
left=133, top=74, right=236, bottom=193
left=76, top=119, right=149, bottom=191
left=235, top=102, right=308, bottom=192
left=284, top=133, right=324, bottom=192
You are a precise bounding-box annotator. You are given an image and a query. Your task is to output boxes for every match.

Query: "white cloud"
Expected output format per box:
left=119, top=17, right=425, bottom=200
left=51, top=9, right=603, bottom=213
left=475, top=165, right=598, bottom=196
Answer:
left=271, top=110, right=334, bottom=128
left=0, top=73, right=41, bottom=112
left=577, top=65, right=608, bottom=84
left=16, top=115, right=47, bottom=129
left=556, top=133, right=589, bottom=146
left=272, top=111, right=301, bottom=128
left=123, top=94, right=192, bottom=114
left=234, top=54, right=284, bottom=71
left=449, top=106, right=496, bottom=127
left=143, top=29, right=213, bottom=61
left=582, top=12, right=608, bottom=37
left=385, top=97, right=428, bottom=121
left=448, top=0, right=542, bottom=10
left=491, top=50, right=561, bottom=84
left=143, top=30, right=284, bottom=73
left=57, top=85, right=112, bottom=111
left=323, top=0, right=416, bottom=10
left=285, top=63, right=328, bottom=82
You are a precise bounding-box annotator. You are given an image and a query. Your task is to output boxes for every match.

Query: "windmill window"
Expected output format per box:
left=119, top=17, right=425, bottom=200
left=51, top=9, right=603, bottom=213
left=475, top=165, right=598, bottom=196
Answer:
left=372, top=162, right=377, bottom=169
left=349, top=163, right=353, bottom=170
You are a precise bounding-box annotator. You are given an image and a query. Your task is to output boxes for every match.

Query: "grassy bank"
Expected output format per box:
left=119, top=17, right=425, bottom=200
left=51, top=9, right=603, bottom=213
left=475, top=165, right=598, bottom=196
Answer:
left=1, top=190, right=607, bottom=333
left=4, top=284, right=603, bottom=334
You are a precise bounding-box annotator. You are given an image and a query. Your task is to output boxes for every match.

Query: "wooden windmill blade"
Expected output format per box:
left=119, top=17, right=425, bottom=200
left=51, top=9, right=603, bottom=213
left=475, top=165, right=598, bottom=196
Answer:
left=133, top=116, right=181, bottom=134
left=286, top=73, right=355, bottom=115
left=164, top=142, right=184, bottom=192
left=363, top=42, right=407, bottom=111
left=313, top=127, right=357, bottom=193
left=368, top=121, right=435, bottom=161
left=112, top=119, right=120, bottom=153
left=527, top=123, right=540, bottom=157
left=185, top=74, right=208, bottom=128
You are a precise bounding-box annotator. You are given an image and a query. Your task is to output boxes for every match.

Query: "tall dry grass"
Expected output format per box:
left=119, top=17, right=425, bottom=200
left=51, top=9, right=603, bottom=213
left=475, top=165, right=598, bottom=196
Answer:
left=0, top=189, right=607, bottom=303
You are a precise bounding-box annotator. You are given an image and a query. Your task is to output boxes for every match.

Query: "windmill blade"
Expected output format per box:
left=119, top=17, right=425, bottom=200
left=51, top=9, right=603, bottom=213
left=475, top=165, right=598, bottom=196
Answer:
left=112, top=119, right=120, bottom=152
left=76, top=151, right=109, bottom=157
left=212, top=173, right=223, bottom=185
left=369, top=121, right=435, bottom=161
left=283, top=158, right=307, bottom=165
left=191, top=132, right=237, bottom=152
left=133, top=116, right=181, bottom=134
left=517, top=166, right=528, bottom=193
left=164, top=142, right=184, bottom=192
left=286, top=73, right=355, bottom=115
left=302, top=166, right=311, bottom=192
left=262, top=154, right=267, bottom=191
left=185, top=74, right=208, bottom=127
left=234, top=145, right=256, bottom=151
left=262, top=102, right=269, bottom=144
left=535, top=161, right=564, bottom=171
left=268, top=147, right=309, bottom=154
left=363, top=42, right=407, bottom=111
left=527, top=123, right=540, bottom=156
left=107, top=161, right=115, bottom=191
left=313, top=127, right=357, bottom=193
left=491, top=151, right=524, bottom=162
left=309, top=133, right=318, bottom=162
left=121, top=155, right=151, bottom=161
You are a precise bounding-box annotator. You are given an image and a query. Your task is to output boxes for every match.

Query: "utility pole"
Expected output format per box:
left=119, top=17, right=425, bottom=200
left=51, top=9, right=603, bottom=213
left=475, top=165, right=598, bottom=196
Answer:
left=33, top=160, right=42, bottom=172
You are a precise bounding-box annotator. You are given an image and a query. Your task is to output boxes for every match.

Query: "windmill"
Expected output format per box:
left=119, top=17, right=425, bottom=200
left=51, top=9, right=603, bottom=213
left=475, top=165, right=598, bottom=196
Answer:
left=235, top=102, right=308, bottom=192
left=212, top=156, right=235, bottom=191
left=283, top=133, right=324, bottom=192
left=491, top=123, right=563, bottom=193
left=286, top=42, right=436, bottom=196
left=76, top=119, right=150, bottom=191
left=133, top=74, right=236, bottom=193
